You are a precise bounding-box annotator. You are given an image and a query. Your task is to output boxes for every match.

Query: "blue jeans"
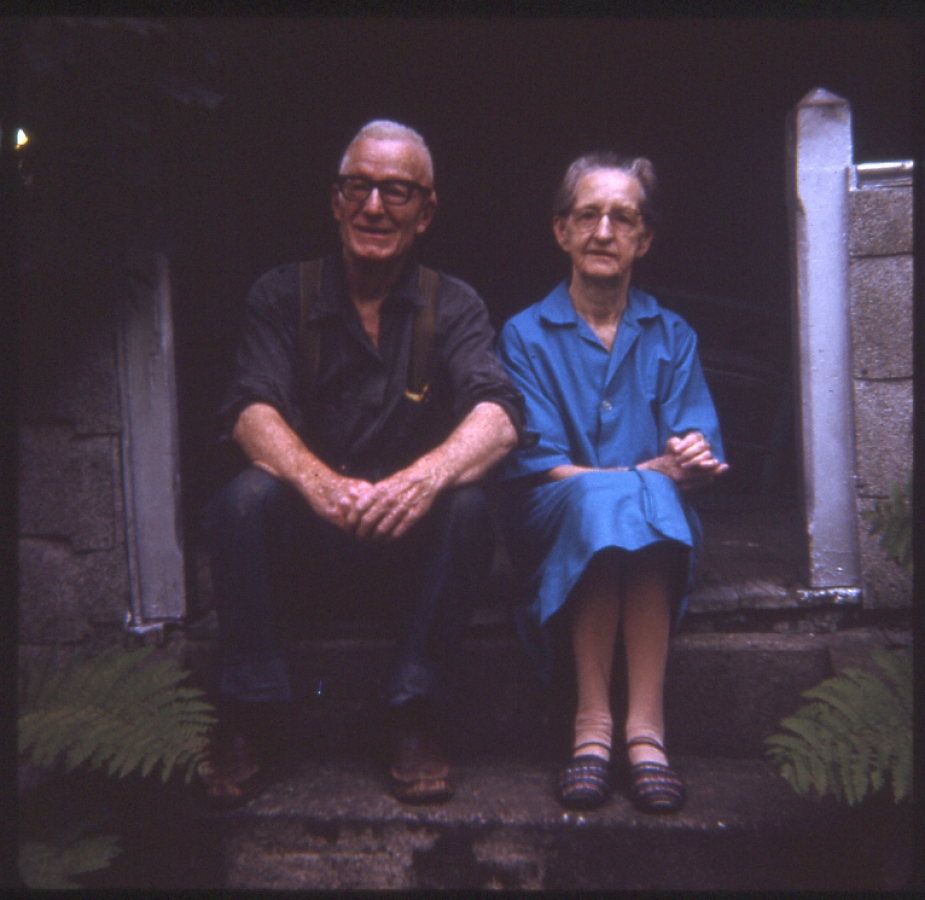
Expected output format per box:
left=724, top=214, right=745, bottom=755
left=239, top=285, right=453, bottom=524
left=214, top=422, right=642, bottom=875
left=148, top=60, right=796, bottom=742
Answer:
left=202, top=467, right=494, bottom=709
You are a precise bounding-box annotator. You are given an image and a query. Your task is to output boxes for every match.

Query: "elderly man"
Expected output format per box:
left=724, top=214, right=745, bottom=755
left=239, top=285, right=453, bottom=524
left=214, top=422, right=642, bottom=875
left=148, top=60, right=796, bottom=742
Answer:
left=201, top=121, right=525, bottom=806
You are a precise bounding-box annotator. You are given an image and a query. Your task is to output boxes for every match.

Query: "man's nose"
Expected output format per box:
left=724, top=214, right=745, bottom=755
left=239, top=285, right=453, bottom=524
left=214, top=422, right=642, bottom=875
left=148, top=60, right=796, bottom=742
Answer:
left=361, top=186, right=385, bottom=214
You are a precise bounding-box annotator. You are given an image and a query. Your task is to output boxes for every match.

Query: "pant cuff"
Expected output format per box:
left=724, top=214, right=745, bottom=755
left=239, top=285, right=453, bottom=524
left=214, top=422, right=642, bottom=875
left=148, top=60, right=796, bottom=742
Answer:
left=383, top=659, right=441, bottom=708
left=219, top=654, right=293, bottom=703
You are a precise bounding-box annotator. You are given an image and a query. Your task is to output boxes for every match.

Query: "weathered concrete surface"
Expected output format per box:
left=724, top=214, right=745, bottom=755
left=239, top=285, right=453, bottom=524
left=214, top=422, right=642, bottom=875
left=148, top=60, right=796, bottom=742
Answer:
left=19, top=425, right=121, bottom=551
left=216, top=757, right=910, bottom=890
left=851, top=379, right=912, bottom=497
left=664, top=633, right=830, bottom=757
left=19, top=278, right=122, bottom=435
left=825, top=624, right=911, bottom=673
left=854, top=507, right=913, bottom=609
left=117, top=250, right=186, bottom=621
left=18, top=538, right=131, bottom=642
left=691, top=505, right=804, bottom=611
left=847, top=171, right=912, bottom=613
left=849, top=255, right=913, bottom=380
left=787, top=88, right=860, bottom=589
left=849, top=185, right=913, bottom=256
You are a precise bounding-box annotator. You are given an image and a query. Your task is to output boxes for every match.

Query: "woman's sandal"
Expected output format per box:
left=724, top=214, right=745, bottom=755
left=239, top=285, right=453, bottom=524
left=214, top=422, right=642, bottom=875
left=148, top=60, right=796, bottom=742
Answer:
left=556, top=741, right=612, bottom=810
left=626, top=736, right=685, bottom=814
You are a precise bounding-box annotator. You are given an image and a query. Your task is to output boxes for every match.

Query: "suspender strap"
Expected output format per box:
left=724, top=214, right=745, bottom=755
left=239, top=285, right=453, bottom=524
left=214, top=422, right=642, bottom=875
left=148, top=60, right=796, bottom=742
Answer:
left=408, top=264, right=440, bottom=401
left=298, top=258, right=440, bottom=399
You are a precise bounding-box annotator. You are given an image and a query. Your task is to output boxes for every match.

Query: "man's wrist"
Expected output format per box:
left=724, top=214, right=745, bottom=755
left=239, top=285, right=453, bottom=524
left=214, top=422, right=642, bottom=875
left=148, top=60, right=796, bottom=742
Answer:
left=409, top=454, right=451, bottom=494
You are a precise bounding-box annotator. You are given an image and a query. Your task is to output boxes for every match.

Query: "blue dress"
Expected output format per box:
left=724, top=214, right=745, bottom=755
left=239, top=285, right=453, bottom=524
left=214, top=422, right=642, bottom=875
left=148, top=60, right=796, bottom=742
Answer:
left=497, top=281, right=725, bottom=677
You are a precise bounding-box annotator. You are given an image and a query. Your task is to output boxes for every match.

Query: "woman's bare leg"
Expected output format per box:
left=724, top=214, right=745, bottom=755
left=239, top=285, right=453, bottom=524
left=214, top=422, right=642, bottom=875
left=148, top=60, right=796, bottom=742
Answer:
left=570, top=550, right=622, bottom=761
left=621, top=544, right=673, bottom=766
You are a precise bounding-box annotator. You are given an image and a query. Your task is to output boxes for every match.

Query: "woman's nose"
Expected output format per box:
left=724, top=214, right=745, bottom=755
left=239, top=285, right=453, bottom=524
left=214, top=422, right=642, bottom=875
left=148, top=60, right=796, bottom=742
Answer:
left=593, top=213, right=615, bottom=238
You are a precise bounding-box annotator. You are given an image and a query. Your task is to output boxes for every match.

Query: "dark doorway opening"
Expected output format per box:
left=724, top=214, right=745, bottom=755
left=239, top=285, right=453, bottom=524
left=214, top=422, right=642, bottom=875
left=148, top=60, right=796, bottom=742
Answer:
left=161, top=19, right=916, bottom=615
left=17, top=17, right=913, bottom=618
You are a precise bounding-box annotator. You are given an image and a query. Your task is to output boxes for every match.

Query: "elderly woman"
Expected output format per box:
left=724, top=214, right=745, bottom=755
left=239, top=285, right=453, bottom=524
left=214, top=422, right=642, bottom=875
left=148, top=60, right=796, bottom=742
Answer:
left=497, top=152, right=728, bottom=813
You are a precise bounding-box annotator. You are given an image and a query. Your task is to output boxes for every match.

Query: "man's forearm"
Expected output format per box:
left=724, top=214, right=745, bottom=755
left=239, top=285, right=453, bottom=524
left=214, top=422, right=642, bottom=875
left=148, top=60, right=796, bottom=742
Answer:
left=232, top=403, right=375, bottom=528
left=233, top=403, right=331, bottom=489
left=350, top=401, right=518, bottom=541
left=413, top=401, right=518, bottom=491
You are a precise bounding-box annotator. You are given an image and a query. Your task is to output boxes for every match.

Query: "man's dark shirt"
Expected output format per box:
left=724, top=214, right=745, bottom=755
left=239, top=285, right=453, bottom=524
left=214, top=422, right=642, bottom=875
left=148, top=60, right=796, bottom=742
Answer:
left=220, top=252, right=527, bottom=482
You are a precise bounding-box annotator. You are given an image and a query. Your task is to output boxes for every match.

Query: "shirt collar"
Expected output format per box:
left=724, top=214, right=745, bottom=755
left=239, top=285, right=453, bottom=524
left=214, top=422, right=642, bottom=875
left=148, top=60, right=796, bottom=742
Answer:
left=309, top=252, right=424, bottom=321
left=537, top=280, right=662, bottom=327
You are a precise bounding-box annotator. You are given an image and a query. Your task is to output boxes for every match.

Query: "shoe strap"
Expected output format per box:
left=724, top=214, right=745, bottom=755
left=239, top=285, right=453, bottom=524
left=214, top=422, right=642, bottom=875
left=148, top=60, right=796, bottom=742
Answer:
left=573, top=740, right=612, bottom=756
left=627, top=735, right=666, bottom=752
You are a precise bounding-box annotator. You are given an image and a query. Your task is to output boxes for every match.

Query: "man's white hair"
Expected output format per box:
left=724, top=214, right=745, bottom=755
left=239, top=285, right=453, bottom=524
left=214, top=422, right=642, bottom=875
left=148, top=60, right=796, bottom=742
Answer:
left=339, top=119, right=434, bottom=185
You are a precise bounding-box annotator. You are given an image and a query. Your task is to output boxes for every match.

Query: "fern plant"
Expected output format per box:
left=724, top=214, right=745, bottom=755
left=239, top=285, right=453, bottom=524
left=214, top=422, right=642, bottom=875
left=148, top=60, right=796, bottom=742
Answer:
left=861, top=471, right=912, bottom=574
left=19, top=834, right=122, bottom=889
left=19, top=644, right=216, bottom=784
left=18, top=644, right=218, bottom=888
left=764, top=647, right=911, bottom=806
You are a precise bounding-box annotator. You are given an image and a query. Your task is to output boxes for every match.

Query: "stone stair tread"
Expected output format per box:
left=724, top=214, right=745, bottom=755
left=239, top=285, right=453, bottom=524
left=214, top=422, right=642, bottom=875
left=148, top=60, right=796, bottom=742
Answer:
left=241, top=756, right=815, bottom=831
left=219, top=756, right=879, bottom=890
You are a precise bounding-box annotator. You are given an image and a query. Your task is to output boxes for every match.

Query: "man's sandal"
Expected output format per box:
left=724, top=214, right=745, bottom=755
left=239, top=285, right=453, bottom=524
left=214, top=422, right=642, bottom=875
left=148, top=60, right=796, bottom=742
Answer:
left=626, top=735, right=685, bottom=814
left=556, top=741, right=612, bottom=810
left=197, top=730, right=267, bottom=810
left=385, top=698, right=455, bottom=805
left=389, top=723, right=454, bottom=805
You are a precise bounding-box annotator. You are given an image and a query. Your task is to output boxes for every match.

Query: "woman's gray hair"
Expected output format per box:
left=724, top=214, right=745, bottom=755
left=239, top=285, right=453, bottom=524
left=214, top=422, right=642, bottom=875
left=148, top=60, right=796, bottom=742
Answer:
left=340, top=119, right=434, bottom=184
left=554, top=152, right=658, bottom=230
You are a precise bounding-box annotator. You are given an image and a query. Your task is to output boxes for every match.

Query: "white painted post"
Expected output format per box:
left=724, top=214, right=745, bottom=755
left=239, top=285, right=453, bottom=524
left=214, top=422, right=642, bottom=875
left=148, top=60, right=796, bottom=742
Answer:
left=786, top=88, right=861, bottom=589
left=117, top=250, right=186, bottom=623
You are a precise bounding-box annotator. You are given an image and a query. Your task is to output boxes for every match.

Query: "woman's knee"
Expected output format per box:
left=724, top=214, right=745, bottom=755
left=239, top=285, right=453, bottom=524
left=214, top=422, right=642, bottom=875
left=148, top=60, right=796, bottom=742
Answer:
left=624, top=542, right=685, bottom=595
left=562, top=470, right=625, bottom=512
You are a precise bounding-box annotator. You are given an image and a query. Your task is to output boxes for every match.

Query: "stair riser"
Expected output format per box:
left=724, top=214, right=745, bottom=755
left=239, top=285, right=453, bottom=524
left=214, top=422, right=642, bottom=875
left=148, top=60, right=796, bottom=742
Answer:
left=223, top=817, right=887, bottom=891
left=183, top=634, right=831, bottom=760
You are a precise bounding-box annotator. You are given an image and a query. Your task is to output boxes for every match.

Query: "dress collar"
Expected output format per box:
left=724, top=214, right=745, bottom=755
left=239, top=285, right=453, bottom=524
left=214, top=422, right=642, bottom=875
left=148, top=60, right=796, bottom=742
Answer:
left=537, top=280, right=662, bottom=327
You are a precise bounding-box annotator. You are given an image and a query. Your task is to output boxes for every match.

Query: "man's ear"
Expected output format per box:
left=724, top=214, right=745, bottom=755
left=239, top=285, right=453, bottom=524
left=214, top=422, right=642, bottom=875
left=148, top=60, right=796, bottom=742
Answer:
left=331, top=183, right=344, bottom=223
left=414, top=192, right=438, bottom=235
left=636, top=227, right=654, bottom=258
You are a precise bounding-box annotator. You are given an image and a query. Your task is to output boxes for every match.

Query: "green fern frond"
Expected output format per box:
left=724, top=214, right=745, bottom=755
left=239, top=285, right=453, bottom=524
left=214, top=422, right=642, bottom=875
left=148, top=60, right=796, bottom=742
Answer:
left=861, top=471, right=912, bottom=573
left=19, top=834, right=121, bottom=889
left=892, top=739, right=913, bottom=803
left=800, top=679, right=871, bottom=731
left=19, top=645, right=216, bottom=785
left=873, top=649, right=912, bottom=715
left=765, top=648, right=911, bottom=806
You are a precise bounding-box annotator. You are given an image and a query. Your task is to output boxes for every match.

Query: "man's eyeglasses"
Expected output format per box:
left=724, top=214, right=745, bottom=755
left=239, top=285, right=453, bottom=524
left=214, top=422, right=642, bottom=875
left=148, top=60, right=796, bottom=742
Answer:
left=336, top=176, right=432, bottom=207
left=570, top=205, right=643, bottom=234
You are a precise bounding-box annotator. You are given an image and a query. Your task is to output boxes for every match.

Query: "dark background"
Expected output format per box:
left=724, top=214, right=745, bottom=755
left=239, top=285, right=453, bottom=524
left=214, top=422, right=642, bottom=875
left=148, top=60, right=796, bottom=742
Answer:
left=15, top=15, right=914, bottom=544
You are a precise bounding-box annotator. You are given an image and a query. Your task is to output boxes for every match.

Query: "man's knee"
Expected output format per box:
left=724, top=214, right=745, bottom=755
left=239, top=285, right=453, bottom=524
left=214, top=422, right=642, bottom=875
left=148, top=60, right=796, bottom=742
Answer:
left=435, top=485, right=495, bottom=555
left=442, top=483, right=491, bottom=528
left=203, top=467, right=287, bottom=536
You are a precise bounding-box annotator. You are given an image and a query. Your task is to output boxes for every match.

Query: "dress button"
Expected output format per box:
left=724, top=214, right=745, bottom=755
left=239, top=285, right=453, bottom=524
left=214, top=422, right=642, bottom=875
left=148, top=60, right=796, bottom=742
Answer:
left=601, top=399, right=612, bottom=411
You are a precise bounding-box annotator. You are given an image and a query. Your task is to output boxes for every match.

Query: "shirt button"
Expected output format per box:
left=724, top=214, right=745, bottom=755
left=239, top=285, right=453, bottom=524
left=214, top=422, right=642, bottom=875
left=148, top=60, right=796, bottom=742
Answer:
left=601, top=399, right=612, bottom=411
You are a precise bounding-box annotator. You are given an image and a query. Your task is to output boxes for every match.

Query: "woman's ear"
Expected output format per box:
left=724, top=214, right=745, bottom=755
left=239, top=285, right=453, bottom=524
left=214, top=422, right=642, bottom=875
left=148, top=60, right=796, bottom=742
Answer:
left=636, top=227, right=654, bottom=258
left=553, top=216, right=571, bottom=253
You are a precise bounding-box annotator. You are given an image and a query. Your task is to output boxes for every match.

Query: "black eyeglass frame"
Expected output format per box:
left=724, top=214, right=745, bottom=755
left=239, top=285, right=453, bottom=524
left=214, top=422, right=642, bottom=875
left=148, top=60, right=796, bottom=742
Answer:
left=334, top=175, right=433, bottom=206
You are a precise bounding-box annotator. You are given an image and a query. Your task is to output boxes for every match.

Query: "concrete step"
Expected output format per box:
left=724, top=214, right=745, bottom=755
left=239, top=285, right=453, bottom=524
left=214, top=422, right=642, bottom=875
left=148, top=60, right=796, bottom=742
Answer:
left=177, top=499, right=913, bottom=891
left=182, top=628, right=910, bottom=761
left=208, top=756, right=911, bottom=890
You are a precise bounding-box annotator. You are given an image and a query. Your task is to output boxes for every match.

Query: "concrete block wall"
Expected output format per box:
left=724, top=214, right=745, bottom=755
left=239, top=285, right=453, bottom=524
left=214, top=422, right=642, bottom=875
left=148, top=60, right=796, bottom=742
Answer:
left=18, top=289, right=132, bottom=643
left=848, top=178, right=913, bottom=607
